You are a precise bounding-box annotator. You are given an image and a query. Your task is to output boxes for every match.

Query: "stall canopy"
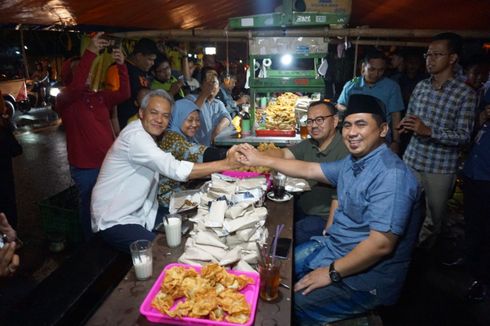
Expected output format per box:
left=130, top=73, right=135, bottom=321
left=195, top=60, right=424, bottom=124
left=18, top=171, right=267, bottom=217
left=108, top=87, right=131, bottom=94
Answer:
left=0, top=0, right=489, bottom=32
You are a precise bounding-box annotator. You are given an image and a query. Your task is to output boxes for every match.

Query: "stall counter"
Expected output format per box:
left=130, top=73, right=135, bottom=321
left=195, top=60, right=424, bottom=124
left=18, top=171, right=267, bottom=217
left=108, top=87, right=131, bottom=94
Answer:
left=215, top=132, right=303, bottom=147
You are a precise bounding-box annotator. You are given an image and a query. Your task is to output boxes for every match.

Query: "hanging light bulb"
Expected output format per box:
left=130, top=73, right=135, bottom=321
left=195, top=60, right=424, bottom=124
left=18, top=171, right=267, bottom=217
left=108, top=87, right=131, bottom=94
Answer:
left=280, top=54, right=293, bottom=66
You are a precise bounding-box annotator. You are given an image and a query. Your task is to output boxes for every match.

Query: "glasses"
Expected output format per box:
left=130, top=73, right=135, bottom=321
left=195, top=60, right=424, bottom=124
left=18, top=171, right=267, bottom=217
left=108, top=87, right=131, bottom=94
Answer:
left=306, top=114, right=334, bottom=126
left=423, top=52, right=452, bottom=59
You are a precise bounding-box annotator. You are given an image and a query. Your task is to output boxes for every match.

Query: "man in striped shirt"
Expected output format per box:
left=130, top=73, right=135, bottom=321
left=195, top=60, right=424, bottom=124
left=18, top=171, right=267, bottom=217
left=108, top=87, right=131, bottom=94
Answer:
left=399, top=32, right=476, bottom=248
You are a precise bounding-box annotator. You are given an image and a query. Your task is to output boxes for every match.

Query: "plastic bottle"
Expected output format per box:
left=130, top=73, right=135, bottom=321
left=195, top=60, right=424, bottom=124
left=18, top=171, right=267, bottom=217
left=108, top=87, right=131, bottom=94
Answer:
left=240, top=104, right=251, bottom=137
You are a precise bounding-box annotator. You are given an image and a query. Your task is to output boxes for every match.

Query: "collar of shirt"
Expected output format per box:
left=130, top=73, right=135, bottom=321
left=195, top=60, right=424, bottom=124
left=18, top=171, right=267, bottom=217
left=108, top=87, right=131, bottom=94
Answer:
left=360, top=76, right=384, bottom=89
left=427, top=76, right=456, bottom=91
left=350, top=143, right=387, bottom=177
left=309, top=132, right=342, bottom=155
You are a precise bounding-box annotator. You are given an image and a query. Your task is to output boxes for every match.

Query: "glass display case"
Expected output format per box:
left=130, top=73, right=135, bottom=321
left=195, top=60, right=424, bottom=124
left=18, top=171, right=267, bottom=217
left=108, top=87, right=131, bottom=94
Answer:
left=248, top=37, right=328, bottom=136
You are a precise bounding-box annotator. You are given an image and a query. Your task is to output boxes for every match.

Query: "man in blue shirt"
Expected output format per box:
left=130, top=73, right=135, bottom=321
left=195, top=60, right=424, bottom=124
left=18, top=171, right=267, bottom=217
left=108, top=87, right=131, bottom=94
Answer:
left=215, top=73, right=249, bottom=116
left=337, top=50, right=405, bottom=153
left=238, top=94, right=421, bottom=324
left=184, top=67, right=233, bottom=146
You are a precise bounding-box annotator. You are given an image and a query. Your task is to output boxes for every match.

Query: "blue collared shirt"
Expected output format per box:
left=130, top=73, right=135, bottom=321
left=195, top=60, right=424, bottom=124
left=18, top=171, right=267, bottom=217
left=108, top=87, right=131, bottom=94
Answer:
left=306, top=144, right=421, bottom=304
left=337, top=76, right=405, bottom=124
left=183, top=95, right=232, bottom=146
left=216, top=86, right=239, bottom=116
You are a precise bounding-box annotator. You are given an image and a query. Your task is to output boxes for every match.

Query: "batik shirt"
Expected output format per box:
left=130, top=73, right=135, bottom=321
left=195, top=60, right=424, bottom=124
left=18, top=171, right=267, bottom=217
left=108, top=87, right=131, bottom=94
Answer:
left=157, top=130, right=206, bottom=206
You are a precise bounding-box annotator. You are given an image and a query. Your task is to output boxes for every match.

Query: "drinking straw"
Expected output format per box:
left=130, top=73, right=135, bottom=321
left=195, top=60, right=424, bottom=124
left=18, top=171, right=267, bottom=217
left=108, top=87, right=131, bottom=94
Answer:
left=263, top=244, right=270, bottom=265
left=256, top=242, right=265, bottom=266
left=271, top=224, right=285, bottom=264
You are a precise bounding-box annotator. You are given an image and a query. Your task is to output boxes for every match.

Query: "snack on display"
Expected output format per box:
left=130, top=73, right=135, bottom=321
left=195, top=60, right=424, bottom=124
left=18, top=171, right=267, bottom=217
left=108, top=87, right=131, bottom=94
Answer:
left=262, top=92, right=299, bottom=130
left=237, top=143, right=278, bottom=173
left=150, top=263, right=255, bottom=324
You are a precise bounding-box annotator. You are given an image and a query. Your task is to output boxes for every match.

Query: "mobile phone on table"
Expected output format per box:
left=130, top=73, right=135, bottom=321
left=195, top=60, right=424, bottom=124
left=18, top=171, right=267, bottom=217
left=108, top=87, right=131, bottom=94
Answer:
left=271, top=237, right=292, bottom=259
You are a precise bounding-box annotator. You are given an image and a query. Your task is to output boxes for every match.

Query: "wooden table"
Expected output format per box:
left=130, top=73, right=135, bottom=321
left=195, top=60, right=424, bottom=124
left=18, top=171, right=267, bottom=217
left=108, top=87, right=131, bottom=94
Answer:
left=86, top=199, right=294, bottom=326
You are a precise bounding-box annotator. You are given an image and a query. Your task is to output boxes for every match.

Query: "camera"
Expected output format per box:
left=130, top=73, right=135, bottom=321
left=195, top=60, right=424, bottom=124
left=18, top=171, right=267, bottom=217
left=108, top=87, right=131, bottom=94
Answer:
left=100, top=34, right=122, bottom=53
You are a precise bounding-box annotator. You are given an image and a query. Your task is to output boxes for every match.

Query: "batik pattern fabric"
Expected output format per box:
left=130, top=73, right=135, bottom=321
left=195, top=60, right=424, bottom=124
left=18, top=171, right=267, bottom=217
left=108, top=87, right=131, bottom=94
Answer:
left=157, top=130, right=206, bottom=206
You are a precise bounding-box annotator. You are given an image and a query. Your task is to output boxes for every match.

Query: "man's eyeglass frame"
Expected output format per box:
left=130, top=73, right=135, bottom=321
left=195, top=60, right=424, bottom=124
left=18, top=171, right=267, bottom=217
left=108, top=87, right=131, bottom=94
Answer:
left=306, top=114, right=334, bottom=126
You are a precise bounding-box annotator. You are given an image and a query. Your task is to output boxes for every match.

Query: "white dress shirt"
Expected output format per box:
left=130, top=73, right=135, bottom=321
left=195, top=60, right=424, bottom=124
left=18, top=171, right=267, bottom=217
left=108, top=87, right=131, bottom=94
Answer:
left=91, top=120, right=194, bottom=232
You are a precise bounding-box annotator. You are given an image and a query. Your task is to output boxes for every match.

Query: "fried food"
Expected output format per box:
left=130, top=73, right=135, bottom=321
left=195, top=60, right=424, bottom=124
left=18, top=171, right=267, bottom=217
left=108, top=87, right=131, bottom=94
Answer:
left=261, top=92, right=298, bottom=130
left=151, top=291, right=174, bottom=314
left=151, top=264, right=254, bottom=324
left=237, top=143, right=279, bottom=173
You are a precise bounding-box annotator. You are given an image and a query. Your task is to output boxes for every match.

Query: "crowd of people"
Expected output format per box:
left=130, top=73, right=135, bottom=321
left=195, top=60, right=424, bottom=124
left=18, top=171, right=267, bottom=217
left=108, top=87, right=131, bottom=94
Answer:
left=2, top=30, right=489, bottom=325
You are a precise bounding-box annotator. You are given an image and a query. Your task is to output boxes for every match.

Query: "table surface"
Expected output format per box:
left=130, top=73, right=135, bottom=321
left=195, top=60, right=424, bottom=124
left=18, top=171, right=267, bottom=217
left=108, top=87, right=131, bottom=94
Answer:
left=86, top=199, right=294, bottom=326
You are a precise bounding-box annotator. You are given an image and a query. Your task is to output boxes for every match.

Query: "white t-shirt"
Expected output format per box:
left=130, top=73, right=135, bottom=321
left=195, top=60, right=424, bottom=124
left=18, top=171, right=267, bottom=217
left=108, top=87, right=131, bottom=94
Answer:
left=91, top=120, right=194, bottom=232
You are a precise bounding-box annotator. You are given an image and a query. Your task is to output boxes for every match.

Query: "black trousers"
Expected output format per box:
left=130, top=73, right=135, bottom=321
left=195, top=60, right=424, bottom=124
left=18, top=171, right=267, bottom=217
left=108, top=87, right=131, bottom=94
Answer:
left=463, top=175, right=490, bottom=283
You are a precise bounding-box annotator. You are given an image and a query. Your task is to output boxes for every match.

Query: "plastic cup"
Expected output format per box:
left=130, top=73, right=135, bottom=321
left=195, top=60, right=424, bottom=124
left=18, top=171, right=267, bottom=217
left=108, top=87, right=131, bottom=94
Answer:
left=129, top=239, right=153, bottom=281
left=259, top=257, right=281, bottom=301
left=163, top=214, right=182, bottom=248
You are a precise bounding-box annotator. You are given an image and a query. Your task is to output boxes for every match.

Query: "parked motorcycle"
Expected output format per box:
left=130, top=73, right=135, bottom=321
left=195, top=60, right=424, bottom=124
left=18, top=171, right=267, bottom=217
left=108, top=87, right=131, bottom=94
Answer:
left=47, top=80, right=61, bottom=110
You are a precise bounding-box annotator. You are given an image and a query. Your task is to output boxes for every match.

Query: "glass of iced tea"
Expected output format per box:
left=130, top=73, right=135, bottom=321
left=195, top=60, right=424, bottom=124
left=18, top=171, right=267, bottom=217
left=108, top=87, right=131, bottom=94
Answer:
left=272, top=172, right=286, bottom=199
left=259, top=257, right=281, bottom=301
left=299, top=123, right=308, bottom=139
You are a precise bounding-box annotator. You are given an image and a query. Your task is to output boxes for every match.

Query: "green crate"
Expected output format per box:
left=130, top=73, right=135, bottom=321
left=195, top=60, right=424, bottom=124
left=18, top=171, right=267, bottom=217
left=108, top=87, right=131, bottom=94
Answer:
left=40, top=186, right=83, bottom=243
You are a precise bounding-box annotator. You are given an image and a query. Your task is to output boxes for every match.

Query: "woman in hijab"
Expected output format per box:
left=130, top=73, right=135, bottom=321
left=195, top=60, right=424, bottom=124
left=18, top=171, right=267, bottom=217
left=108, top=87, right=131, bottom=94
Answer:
left=157, top=99, right=227, bottom=209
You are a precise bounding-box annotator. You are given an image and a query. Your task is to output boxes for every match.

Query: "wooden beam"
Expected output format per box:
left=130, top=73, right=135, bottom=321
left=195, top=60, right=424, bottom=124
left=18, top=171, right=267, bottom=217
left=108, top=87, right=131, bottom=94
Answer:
left=113, top=28, right=490, bottom=40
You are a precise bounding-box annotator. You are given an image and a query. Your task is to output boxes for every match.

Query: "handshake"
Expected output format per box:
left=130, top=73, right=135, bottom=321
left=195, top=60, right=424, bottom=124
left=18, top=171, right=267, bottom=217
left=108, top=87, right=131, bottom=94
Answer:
left=224, top=144, right=267, bottom=170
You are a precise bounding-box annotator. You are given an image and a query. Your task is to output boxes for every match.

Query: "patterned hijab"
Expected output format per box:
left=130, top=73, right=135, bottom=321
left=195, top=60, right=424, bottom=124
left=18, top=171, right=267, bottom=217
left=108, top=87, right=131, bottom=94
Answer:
left=168, top=99, right=200, bottom=142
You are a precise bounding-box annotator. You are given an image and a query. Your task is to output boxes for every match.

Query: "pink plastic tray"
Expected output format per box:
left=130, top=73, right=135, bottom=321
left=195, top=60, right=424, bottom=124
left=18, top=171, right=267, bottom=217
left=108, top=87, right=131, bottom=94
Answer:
left=221, top=170, right=272, bottom=191
left=140, top=263, right=260, bottom=326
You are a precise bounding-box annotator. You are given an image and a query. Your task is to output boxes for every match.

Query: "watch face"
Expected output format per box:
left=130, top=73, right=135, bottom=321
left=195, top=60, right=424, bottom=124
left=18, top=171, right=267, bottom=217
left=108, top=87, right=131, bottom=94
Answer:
left=330, top=270, right=341, bottom=282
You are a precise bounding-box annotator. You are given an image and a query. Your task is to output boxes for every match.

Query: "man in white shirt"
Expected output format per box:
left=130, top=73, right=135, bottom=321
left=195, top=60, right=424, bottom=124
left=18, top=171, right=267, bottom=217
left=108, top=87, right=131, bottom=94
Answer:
left=91, top=89, right=240, bottom=252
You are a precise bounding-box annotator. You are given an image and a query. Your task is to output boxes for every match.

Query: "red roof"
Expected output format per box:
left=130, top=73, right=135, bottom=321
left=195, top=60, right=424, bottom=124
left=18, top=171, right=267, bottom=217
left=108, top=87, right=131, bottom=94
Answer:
left=1, top=0, right=489, bottom=31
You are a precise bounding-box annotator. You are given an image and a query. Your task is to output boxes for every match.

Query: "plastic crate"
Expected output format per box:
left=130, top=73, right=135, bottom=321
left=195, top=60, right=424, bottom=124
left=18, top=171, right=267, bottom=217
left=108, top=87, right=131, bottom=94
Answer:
left=40, top=186, right=83, bottom=243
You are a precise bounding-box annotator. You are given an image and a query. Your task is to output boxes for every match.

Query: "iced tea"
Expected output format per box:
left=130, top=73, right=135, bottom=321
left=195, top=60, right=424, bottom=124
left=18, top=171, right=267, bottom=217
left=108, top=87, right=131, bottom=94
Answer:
left=259, top=260, right=281, bottom=301
left=300, top=125, right=308, bottom=139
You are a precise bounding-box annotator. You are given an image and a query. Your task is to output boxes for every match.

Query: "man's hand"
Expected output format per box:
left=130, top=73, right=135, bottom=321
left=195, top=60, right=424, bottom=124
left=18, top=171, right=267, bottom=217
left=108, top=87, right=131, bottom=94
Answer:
left=398, top=115, right=431, bottom=137
left=0, top=213, right=16, bottom=242
left=87, top=32, right=109, bottom=54
left=200, top=79, right=216, bottom=98
left=478, top=104, right=490, bottom=126
left=0, top=242, right=19, bottom=277
left=224, top=145, right=243, bottom=169
left=169, top=80, right=184, bottom=95
left=112, top=48, right=125, bottom=65
left=236, top=143, right=263, bottom=166
left=294, top=267, right=331, bottom=295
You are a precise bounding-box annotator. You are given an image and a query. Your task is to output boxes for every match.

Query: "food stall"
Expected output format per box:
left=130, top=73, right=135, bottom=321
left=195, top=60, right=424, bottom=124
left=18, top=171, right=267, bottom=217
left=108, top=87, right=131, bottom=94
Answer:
left=214, top=36, right=328, bottom=147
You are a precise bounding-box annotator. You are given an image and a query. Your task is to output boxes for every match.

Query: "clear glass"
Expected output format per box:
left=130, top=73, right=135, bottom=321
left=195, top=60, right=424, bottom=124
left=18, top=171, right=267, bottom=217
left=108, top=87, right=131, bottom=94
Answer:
left=272, top=172, right=287, bottom=199
left=163, top=213, right=182, bottom=248
left=129, top=239, right=153, bottom=280
left=259, top=257, right=282, bottom=301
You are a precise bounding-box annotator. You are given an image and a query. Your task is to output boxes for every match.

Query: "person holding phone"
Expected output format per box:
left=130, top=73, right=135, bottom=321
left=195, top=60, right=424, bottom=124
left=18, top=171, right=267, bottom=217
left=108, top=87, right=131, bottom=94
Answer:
left=237, top=94, right=421, bottom=325
left=183, top=67, right=233, bottom=146
left=56, top=32, right=130, bottom=241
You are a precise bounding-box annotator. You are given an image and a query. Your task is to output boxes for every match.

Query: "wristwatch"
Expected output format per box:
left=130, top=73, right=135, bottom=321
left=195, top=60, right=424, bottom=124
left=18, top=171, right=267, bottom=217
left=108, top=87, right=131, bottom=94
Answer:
left=329, top=261, right=342, bottom=283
